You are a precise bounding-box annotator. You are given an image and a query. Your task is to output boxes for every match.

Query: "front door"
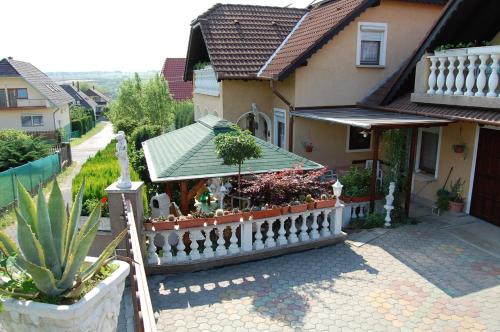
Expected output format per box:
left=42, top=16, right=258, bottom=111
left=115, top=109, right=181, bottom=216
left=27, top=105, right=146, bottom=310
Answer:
left=470, top=128, right=500, bottom=227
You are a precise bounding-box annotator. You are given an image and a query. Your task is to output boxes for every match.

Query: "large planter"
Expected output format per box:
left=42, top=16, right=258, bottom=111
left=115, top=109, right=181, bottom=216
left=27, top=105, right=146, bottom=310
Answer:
left=144, top=220, right=176, bottom=230
left=0, top=259, right=130, bottom=332
left=215, top=213, right=242, bottom=224
left=315, top=199, right=336, bottom=209
left=289, top=203, right=308, bottom=214
left=449, top=201, right=464, bottom=213
left=251, top=208, right=281, bottom=219
left=179, top=218, right=206, bottom=229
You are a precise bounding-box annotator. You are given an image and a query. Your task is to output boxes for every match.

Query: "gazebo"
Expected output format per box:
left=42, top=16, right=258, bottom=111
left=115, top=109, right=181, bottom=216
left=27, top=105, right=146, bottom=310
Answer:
left=143, top=115, right=323, bottom=213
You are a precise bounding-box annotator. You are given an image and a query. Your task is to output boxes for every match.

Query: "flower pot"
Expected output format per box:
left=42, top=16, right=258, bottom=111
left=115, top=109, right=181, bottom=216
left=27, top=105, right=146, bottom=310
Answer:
left=205, top=217, right=216, bottom=226
left=215, top=213, right=242, bottom=224
left=0, top=259, right=129, bottom=332
left=449, top=200, right=464, bottom=213
left=144, top=220, right=176, bottom=231
left=453, top=144, right=465, bottom=153
left=251, top=208, right=281, bottom=219
left=179, top=218, right=206, bottom=229
left=241, top=212, right=251, bottom=221
left=289, top=203, right=308, bottom=213
left=315, top=199, right=336, bottom=209
left=307, top=202, right=315, bottom=210
left=350, top=195, right=371, bottom=203
left=280, top=206, right=290, bottom=214
left=305, top=145, right=313, bottom=153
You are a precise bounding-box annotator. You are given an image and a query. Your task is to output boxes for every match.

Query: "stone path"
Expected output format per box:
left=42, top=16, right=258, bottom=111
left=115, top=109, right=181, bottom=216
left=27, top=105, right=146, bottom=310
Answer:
left=147, top=217, right=500, bottom=331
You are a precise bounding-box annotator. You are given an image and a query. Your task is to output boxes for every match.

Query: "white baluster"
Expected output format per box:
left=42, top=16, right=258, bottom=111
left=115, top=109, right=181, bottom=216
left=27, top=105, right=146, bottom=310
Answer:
left=475, top=54, right=488, bottom=97
left=310, top=212, right=320, bottom=240
left=277, top=217, right=287, bottom=246
left=427, top=57, right=438, bottom=94
left=203, top=228, right=215, bottom=258
left=228, top=224, right=240, bottom=254
left=288, top=215, right=299, bottom=244
left=253, top=220, right=265, bottom=250
left=299, top=214, right=310, bottom=242
left=454, top=56, right=466, bottom=95
left=215, top=226, right=227, bottom=256
left=436, top=57, right=446, bottom=94
left=265, top=219, right=276, bottom=248
left=358, top=204, right=366, bottom=218
left=189, top=230, right=201, bottom=260
left=147, top=231, right=159, bottom=265
left=176, top=229, right=187, bottom=262
left=487, top=54, right=499, bottom=97
left=320, top=211, right=331, bottom=237
left=160, top=231, right=173, bottom=264
left=445, top=56, right=456, bottom=95
left=465, top=55, right=478, bottom=96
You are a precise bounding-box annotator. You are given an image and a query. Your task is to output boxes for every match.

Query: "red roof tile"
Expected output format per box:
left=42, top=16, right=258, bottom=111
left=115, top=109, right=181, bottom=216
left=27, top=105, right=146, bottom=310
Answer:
left=162, top=58, right=193, bottom=100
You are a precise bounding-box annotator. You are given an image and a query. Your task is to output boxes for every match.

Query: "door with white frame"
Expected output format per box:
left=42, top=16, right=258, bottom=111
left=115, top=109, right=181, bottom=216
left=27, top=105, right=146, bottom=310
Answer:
left=273, top=108, right=287, bottom=149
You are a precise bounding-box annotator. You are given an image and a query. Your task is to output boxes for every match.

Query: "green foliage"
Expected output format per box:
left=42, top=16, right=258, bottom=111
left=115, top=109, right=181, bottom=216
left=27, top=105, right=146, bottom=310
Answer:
left=129, top=148, right=150, bottom=183
left=70, top=105, right=95, bottom=136
left=0, top=130, right=51, bottom=172
left=129, top=125, right=162, bottom=151
left=214, top=125, right=263, bottom=169
left=340, top=166, right=372, bottom=197
left=449, top=178, right=465, bottom=203
left=435, top=40, right=492, bottom=52
left=174, top=100, right=194, bottom=129
left=194, top=61, right=210, bottom=70
left=351, top=213, right=385, bottom=229
left=113, top=118, right=140, bottom=137
left=0, top=179, right=126, bottom=301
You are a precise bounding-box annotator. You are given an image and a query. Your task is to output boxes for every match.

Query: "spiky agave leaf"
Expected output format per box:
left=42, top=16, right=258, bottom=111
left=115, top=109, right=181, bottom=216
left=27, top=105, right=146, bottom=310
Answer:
left=0, top=231, right=19, bottom=257
left=17, top=257, right=65, bottom=296
left=15, top=179, right=38, bottom=235
left=63, top=180, right=85, bottom=269
left=48, top=179, right=67, bottom=265
left=15, top=210, right=45, bottom=268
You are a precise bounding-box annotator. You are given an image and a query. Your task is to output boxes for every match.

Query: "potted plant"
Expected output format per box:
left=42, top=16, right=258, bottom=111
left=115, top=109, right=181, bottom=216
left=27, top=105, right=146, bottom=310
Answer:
left=178, top=213, right=206, bottom=229
left=303, top=142, right=314, bottom=153
left=0, top=179, right=128, bottom=332
left=315, top=193, right=336, bottom=209
left=453, top=144, right=465, bottom=154
left=289, top=200, right=308, bottom=214
left=250, top=204, right=281, bottom=219
left=279, top=204, right=290, bottom=215
left=305, top=194, right=316, bottom=210
left=340, top=166, right=373, bottom=202
left=448, top=178, right=465, bottom=213
left=144, top=214, right=176, bottom=231
left=214, top=208, right=242, bottom=224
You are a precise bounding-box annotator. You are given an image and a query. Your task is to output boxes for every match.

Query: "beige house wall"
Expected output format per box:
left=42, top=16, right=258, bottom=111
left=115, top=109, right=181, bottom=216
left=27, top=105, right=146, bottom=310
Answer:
left=220, top=80, right=272, bottom=124
left=293, top=0, right=443, bottom=107
left=193, top=93, right=222, bottom=121
left=412, top=122, right=477, bottom=207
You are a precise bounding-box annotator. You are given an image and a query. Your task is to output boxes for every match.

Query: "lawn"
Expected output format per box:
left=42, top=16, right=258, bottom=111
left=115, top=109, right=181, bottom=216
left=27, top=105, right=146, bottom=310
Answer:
left=70, top=121, right=106, bottom=146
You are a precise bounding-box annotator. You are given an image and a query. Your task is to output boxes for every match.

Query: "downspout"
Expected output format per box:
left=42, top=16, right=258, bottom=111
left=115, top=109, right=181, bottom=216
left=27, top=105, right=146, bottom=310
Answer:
left=270, top=80, right=294, bottom=152
left=52, top=107, right=60, bottom=141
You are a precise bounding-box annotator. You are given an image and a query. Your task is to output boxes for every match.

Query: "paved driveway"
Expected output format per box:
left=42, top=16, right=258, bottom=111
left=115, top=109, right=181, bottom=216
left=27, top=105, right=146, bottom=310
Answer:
left=149, top=218, right=500, bottom=331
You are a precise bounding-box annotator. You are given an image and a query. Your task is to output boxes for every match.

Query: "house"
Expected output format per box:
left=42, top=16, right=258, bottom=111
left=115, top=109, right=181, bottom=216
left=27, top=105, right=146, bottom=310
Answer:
left=83, top=86, right=111, bottom=118
left=360, top=0, right=500, bottom=226
left=184, top=0, right=446, bottom=170
left=0, top=57, right=73, bottom=141
left=161, top=58, right=192, bottom=100
left=60, top=82, right=98, bottom=118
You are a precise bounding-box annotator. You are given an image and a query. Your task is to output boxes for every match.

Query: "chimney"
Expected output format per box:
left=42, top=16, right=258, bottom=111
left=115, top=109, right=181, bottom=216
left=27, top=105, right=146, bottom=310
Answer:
left=76, top=81, right=80, bottom=91
left=72, top=81, right=75, bottom=86
left=92, top=85, right=95, bottom=90
left=7, top=56, right=13, bottom=60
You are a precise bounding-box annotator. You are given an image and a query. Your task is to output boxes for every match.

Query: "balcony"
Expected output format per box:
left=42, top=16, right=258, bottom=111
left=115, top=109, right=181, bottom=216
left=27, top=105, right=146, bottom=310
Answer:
left=0, top=98, right=49, bottom=109
left=194, top=65, right=220, bottom=96
left=412, top=46, right=500, bottom=109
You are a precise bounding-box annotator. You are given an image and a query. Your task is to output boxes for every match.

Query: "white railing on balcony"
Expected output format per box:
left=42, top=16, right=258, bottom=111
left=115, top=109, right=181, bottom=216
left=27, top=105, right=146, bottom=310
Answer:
left=425, top=46, right=499, bottom=99
left=194, top=66, right=220, bottom=96
left=1, top=98, right=49, bottom=108
left=145, top=206, right=343, bottom=266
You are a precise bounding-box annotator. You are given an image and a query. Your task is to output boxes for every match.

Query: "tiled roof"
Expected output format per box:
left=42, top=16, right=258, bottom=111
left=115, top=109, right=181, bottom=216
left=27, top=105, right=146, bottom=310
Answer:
left=84, top=88, right=111, bottom=102
left=0, top=58, right=73, bottom=106
left=161, top=58, right=192, bottom=100
left=189, top=4, right=306, bottom=79
left=60, top=84, right=98, bottom=110
left=143, top=115, right=322, bottom=182
left=259, top=0, right=377, bottom=80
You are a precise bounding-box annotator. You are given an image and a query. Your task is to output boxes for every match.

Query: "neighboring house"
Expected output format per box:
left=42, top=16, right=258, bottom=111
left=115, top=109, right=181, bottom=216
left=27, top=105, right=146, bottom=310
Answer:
left=185, top=1, right=445, bottom=170
left=361, top=0, right=500, bottom=226
left=60, top=82, right=98, bottom=118
left=0, top=57, right=73, bottom=141
left=83, top=86, right=111, bottom=118
left=161, top=58, right=192, bottom=100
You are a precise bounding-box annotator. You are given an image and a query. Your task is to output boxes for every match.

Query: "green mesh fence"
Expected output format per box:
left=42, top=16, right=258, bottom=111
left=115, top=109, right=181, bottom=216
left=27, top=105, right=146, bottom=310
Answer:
left=0, top=154, right=61, bottom=209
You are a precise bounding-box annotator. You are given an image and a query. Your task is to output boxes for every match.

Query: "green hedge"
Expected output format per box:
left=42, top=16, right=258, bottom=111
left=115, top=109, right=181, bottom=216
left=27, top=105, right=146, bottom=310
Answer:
left=70, top=116, right=95, bottom=136
left=72, top=141, right=146, bottom=216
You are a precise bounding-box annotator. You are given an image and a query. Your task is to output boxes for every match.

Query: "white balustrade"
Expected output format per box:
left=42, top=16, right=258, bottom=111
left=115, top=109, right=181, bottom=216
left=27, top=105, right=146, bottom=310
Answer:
left=425, top=47, right=499, bottom=99
left=320, top=211, right=331, bottom=237
left=277, top=217, right=287, bottom=246
left=146, top=231, right=159, bottom=265
left=264, top=220, right=276, bottom=248
left=299, top=213, right=310, bottom=242
left=176, top=229, right=187, bottom=262
left=194, top=66, right=220, bottom=96
left=215, top=226, right=227, bottom=256
left=203, top=229, right=215, bottom=258
left=159, top=231, right=173, bottom=263
left=228, top=224, right=240, bottom=254
left=350, top=202, right=369, bottom=219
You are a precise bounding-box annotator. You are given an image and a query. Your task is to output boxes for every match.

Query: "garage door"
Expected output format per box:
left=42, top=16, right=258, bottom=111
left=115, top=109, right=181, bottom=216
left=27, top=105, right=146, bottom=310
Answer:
left=470, top=128, right=500, bottom=227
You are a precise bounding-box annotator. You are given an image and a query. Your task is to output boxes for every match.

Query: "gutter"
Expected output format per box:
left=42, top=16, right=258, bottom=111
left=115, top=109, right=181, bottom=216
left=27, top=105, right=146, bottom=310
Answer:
left=270, top=80, right=295, bottom=152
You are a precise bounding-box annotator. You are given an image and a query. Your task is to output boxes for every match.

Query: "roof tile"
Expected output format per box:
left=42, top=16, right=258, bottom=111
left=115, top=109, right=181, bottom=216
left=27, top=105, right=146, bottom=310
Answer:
left=161, top=58, right=193, bottom=100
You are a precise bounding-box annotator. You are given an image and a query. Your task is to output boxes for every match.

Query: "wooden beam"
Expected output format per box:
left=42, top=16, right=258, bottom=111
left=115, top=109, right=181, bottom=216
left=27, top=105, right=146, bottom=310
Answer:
left=369, top=129, right=380, bottom=213
left=180, top=181, right=189, bottom=215
left=405, top=128, right=418, bottom=217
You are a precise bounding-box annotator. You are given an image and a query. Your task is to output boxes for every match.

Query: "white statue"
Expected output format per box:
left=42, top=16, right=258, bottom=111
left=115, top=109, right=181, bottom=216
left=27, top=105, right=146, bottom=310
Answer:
left=150, top=193, right=171, bottom=218
left=116, top=131, right=132, bottom=189
left=384, top=182, right=396, bottom=227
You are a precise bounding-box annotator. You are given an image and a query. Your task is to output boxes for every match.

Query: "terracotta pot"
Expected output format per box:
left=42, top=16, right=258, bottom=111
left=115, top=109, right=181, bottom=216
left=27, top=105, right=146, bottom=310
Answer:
left=178, top=218, right=205, bottom=229
left=215, top=213, right=242, bottom=224
left=449, top=200, right=464, bottom=213
left=305, top=145, right=313, bottom=153
left=289, top=203, right=308, bottom=213
left=251, top=208, right=281, bottom=219
left=453, top=144, right=465, bottom=153
left=315, top=199, right=336, bottom=209
left=205, top=217, right=216, bottom=226
left=280, top=206, right=290, bottom=214
left=241, top=212, right=251, bottom=221
left=350, top=196, right=371, bottom=203
left=144, top=220, right=175, bottom=231
left=307, top=202, right=315, bottom=210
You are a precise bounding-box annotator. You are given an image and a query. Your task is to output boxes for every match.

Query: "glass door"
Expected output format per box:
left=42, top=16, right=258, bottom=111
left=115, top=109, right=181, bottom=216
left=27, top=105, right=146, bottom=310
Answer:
left=7, top=89, right=17, bottom=107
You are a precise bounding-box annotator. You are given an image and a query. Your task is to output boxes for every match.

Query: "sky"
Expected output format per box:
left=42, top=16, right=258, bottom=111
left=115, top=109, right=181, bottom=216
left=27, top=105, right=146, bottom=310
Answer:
left=1, top=0, right=313, bottom=73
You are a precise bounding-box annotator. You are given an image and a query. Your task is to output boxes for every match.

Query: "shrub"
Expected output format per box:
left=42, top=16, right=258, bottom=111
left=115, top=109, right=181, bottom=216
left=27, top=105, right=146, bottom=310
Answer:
left=113, top=118, right=140, bottom=137
left=0, top=129, right=51, bottom=171
left=129, top=125, right=162, bottom=151
left=340, top=166, right=372, bottom=197
left=174, top=101, right=194, bottom=129
left=363, top=213, right=385, bottom=229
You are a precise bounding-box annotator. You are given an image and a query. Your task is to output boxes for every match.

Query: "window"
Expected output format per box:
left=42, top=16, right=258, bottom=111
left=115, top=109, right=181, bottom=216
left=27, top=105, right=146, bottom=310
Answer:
left=0, top=89, right=6, bottom=108
left=416, top=127, right=442, bottom=178
left=273, top=109, right=286, bottom=149
left=16, top=88, right=28, bottom=99
left=357, top=22, right=387, bottom=67
left=347, top=126, right=371, bottom=152
left=21, top=115, right=44, bottom=127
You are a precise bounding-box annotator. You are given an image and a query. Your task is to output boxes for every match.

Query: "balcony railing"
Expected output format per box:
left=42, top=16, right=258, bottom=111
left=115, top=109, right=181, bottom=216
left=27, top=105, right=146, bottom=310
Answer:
left=194, top=66, right=220, bottom=96
left=412, top=46, right=500, bottom=109
left=0, top=98, right=49, bottom=108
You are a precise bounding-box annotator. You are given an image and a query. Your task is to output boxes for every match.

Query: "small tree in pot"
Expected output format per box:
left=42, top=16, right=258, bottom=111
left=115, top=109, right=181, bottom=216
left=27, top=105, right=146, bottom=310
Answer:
left=448, top=178, right=465, bottom=213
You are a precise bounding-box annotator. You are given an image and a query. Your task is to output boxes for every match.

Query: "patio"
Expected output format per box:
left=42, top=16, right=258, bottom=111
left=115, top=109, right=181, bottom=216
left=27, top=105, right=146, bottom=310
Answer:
left=140, top=212, right=500, bottom=331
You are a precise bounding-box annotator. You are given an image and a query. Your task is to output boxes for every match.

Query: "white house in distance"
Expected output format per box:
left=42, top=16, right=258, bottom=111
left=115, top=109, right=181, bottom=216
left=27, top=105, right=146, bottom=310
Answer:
left=0, top=57, right=73, bottom=141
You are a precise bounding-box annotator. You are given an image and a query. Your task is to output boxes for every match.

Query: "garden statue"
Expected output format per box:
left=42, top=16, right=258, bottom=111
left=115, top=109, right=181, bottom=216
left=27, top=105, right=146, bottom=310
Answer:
left=150, top=193, right=171, bottom=218
left=384, top=182, right=395, bottom=227
left=116, top=131, right=132, bottom=189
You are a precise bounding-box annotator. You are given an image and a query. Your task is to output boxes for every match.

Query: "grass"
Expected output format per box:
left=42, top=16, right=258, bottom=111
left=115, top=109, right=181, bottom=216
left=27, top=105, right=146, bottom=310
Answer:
left=70, top=122, right=106, bottom=147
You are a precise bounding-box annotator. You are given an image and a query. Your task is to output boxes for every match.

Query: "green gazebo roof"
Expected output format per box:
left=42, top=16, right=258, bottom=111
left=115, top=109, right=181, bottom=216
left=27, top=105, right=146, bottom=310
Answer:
left=143, top=115, right=323, bottom=182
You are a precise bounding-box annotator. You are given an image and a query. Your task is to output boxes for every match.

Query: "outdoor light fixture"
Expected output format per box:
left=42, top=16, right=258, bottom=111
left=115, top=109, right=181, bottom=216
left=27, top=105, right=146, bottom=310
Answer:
left=332, top=180, right=343, bottom=207
left=360, top=130, right=369, bottom=138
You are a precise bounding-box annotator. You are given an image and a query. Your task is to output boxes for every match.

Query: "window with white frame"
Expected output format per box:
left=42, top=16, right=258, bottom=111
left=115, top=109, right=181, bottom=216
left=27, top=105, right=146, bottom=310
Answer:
left=416, top=127, right=441, bottom=177
left=21, top=115, right=44, bottom=127
left=356, top=22, right=387, bottom=67
left=346, top=125, right=371, bottom=152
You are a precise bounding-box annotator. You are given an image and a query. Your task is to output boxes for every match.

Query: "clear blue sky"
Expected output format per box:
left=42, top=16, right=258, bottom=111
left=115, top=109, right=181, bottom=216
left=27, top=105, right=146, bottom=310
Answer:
left=2, top=0, right=312, bottom=72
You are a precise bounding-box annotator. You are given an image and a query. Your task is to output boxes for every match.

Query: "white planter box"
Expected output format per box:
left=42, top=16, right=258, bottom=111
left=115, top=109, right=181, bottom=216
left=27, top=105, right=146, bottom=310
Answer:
left=0, top=259, right=129, bottom=332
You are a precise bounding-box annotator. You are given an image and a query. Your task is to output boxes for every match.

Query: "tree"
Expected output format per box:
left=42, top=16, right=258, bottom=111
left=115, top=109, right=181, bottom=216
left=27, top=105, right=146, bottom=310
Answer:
left=214, top=125, right=263, bottom=200
left=0, top=130, right=51, bottom=171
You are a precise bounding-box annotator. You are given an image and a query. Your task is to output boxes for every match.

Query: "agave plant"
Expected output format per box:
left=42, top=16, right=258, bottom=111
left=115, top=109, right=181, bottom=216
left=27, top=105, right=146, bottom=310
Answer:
left=0, top=179, right=126, bottom=299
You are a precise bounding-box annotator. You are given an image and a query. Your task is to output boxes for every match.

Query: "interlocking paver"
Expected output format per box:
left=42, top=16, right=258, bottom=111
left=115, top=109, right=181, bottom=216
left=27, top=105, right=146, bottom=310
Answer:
left=149, top=219, right=500, bottom=331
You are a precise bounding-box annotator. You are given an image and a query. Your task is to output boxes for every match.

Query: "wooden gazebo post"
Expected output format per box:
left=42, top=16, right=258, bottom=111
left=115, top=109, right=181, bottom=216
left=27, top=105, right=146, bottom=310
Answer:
left=369, top=129, right=380, bottom=213
left=405, top=128, right=418, bottom=217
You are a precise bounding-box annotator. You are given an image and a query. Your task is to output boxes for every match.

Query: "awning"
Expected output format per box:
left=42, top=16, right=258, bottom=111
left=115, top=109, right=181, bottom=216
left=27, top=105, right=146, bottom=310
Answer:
left=143, top=115, right=323, bottom=182
left=292, top=107, right=452, bottom=129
